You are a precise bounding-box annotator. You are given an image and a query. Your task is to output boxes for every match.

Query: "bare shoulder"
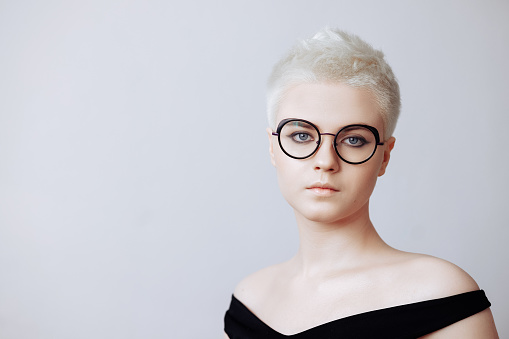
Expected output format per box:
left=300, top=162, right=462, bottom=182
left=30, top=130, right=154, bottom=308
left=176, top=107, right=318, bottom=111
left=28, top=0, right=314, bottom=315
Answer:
left=392, top=253, right=498, bottom=337
left=397, top=253, right=479, bottom=299
left=409, top=254, right=479, bottom=298
left=233, top=262, right=285, bottom=308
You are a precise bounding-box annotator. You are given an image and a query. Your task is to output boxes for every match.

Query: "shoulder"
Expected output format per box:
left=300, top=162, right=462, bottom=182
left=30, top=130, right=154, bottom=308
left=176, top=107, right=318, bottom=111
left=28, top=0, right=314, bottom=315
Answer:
left=408, top=255, right=498, bottom=338
left=233, top=262, right=284, bottom=308
left=383, top=252, right=479, bottom=304
left=378, top=251, right=480, bottom=305
left=399, top=253, right=479, bottom=299
left=390, top=253, right=479, bottom=300
left=389, top=254, right=498, bottom=337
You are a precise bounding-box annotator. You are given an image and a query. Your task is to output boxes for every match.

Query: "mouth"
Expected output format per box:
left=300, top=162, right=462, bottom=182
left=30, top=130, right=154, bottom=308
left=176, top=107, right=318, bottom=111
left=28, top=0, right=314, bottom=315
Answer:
left=307, top=183, right=339, bottom=196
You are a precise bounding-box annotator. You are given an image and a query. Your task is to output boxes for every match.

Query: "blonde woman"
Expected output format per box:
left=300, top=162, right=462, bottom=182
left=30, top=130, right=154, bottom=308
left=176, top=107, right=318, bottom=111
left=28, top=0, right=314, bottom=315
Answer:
left=224, top=28, right=498, bottom=339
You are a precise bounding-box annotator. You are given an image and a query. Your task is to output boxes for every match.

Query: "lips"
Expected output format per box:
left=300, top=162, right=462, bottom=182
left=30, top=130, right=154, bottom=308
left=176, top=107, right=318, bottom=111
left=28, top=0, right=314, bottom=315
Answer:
left=307, top=182, right=339, bottom=196
left=307, top=182, right=339, bottom=191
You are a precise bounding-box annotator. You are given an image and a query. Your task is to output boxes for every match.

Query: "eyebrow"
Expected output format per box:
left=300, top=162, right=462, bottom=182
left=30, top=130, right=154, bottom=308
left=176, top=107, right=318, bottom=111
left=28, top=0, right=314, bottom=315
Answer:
left=340, top=125, right=371, bottom=131
left=288, top=121, right=315, bottom=129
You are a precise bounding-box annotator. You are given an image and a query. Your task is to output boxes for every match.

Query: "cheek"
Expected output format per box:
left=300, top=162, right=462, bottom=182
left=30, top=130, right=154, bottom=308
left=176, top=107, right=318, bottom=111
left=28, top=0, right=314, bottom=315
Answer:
left=349, top=158, right=383, bottom=199
left=351, top=170, right=378, bottom=200
left=274, top=153, right=296, bottom=189
left=273, top=152, right=304, bottom=207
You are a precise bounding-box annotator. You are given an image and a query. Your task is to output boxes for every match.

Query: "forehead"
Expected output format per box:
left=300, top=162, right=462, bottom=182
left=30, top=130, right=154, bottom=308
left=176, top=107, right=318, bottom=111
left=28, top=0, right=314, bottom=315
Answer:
left=278, top=82, right=384, bottom=133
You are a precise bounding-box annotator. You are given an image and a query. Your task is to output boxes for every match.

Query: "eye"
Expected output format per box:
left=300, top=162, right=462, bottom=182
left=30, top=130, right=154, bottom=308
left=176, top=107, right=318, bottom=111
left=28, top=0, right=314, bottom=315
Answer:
left=290, top=132, right=314, bottom=143
left=341, top=136, right=367, bottom=147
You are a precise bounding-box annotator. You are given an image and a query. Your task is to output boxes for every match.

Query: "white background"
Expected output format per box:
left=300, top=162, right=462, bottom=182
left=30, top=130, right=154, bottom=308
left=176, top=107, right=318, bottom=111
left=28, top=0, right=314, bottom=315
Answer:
left=1, top=1, right=508, bottom=338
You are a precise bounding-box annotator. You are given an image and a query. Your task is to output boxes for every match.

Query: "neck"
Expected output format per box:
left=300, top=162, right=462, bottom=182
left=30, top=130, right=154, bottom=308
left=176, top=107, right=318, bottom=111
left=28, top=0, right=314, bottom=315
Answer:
left=291, top=202, right=391, bottom=278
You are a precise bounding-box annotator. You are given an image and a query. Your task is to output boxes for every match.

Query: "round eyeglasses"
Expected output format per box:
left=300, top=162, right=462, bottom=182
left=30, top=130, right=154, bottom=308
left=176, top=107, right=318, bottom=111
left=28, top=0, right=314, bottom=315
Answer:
left=271, top=118, right=385, bottom=164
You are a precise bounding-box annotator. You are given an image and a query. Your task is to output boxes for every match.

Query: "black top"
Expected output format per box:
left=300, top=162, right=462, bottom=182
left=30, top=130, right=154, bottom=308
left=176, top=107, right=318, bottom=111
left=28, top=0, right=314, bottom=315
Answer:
left=224, top=290, right=490, bottom=339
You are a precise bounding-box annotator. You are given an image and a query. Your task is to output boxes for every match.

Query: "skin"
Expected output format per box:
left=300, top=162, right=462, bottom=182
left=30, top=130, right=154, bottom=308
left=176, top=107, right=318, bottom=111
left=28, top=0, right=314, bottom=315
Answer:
left=225, top=82, right=498, bottom=338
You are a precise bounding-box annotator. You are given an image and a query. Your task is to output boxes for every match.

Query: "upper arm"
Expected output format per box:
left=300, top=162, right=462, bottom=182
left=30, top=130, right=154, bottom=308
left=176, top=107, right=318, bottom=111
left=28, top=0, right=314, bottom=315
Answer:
left=419, top=308, right=499, bottom=339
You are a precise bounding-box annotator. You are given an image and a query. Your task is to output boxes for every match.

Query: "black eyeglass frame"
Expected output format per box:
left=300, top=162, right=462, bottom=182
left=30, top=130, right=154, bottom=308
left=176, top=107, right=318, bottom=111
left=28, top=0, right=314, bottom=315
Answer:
left=271, top=118, right=385, bottom=164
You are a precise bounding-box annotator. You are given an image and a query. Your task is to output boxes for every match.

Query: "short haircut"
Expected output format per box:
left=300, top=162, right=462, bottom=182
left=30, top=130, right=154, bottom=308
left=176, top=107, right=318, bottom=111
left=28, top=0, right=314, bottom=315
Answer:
left=267, top=28, right=401, bottom=138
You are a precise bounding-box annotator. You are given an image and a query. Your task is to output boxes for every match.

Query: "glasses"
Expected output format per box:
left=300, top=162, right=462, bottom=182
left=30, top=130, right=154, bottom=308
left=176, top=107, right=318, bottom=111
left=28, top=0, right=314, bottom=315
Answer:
left=271, top=118, right=384, bottom=164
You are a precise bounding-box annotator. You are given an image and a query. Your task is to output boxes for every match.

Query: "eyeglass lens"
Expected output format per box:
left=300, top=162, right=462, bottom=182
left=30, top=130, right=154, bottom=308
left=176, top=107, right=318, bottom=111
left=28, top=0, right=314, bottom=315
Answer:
left=278, top=120, right=379, bottom=163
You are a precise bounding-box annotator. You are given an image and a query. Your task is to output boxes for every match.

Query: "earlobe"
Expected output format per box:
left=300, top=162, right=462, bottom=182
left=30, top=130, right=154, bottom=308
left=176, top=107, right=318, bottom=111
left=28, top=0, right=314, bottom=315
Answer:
left=378, top=136, right=396, bottom=177
left=266, top=127, right=276, bottom=167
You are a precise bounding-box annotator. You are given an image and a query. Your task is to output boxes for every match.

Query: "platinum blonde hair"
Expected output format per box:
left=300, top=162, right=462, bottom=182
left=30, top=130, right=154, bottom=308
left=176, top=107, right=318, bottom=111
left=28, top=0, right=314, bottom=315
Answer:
left=267, top=28, right=401, bottom=138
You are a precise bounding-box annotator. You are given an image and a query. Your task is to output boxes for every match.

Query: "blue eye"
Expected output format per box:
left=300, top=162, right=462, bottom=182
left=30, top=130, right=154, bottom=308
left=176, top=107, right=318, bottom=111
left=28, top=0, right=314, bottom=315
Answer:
left=290, top=132, right=313, bottom=143
left=342, top=136, right=366, bottom=147
left=348, top=137, right=359, bottom=145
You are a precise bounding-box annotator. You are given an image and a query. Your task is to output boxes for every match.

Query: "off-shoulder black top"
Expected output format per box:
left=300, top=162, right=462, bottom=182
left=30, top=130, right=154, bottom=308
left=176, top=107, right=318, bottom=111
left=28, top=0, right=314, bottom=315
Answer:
left=224, top=290, right=490, bottom=338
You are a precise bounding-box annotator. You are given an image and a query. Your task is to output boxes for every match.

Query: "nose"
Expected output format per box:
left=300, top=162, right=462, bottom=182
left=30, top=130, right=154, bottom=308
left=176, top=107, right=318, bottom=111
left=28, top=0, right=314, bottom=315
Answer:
left=313, top=134, right=340, bottom=172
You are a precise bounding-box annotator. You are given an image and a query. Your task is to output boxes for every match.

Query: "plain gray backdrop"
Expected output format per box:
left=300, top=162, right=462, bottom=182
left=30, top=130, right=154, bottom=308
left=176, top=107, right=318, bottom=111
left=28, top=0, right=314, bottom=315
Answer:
left=1, top=0, right=508, bottom=338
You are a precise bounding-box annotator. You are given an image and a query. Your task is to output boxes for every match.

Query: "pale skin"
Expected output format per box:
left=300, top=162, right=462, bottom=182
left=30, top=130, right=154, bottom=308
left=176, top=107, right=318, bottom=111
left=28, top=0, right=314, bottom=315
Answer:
left=225, top=82, right=498, bottom=338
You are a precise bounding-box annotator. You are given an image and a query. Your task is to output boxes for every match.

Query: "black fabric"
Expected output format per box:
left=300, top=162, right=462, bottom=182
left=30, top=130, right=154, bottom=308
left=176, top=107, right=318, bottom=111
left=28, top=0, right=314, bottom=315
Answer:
left=224, top=290, right=490, bottom=339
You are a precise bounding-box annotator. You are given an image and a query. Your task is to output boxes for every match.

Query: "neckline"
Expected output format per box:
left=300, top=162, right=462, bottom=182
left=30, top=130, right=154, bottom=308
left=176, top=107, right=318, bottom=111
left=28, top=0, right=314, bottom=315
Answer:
left=231, top=289, right=483, bottom=337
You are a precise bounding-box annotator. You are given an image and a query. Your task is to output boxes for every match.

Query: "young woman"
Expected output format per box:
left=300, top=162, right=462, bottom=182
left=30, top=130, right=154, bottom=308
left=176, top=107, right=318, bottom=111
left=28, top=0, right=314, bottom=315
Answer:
left=224, top=28, right=498, bottom=338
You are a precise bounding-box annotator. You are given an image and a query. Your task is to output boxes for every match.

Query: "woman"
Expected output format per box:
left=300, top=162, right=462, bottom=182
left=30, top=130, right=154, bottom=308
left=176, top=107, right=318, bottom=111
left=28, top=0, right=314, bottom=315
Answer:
left=224, top=28, right=498, bottom=338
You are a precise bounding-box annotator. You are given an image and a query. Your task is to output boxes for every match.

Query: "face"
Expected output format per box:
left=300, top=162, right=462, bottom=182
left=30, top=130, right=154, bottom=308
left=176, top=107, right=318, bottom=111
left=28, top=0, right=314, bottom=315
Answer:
left=267, top=82, right=395, bottom=224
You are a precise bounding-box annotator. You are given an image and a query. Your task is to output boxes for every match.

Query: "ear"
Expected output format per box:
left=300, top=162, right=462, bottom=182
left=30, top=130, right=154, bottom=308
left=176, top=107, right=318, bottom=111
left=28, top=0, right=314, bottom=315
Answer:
left=266, top=127, right=276, bottom=167
left=378, top=136, right=396, bottom=177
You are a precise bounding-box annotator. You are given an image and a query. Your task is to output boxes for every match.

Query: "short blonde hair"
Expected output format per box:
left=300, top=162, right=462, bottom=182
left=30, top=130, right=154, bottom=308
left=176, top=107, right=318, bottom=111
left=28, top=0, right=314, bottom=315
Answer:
left=267, top=28, right=401, bottom=138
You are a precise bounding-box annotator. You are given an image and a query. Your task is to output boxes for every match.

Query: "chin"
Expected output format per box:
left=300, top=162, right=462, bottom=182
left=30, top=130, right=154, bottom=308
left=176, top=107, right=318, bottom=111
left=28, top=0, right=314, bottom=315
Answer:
left=303, top=213, right=343, bottom=224
left=295, top=206, right=356, bottom=224
left=292, top=199, right=369, bottom=224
